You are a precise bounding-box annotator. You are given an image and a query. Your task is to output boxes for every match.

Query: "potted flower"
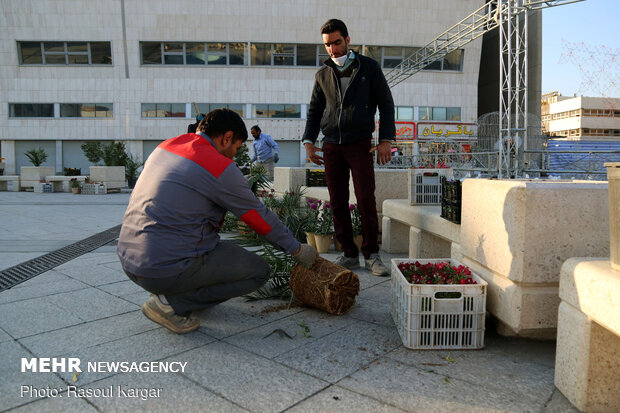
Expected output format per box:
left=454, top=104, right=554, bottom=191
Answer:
left=314, top=202, right=333, bottom=253
left=350, top=204, right=363, bottom=250
left=70, top=178, right=81, bottom=194
left=303, top=198, right=321, bottom=248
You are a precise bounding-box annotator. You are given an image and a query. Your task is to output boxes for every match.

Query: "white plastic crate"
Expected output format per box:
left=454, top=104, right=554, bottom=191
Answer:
left=81, top=183, right=107, bottom=195
left=391, top=258, right=487, bottom=350
left=34, top=182, right=54, bottom=193
left=408, top=168, right=453, bottom=205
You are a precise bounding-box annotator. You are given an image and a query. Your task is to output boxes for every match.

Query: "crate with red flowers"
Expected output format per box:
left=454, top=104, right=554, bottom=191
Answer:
left=391, top=258, right=487, bottom=350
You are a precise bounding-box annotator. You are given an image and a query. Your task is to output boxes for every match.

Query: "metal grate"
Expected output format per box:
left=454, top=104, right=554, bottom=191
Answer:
left=0, top=225, right=122, bottom=292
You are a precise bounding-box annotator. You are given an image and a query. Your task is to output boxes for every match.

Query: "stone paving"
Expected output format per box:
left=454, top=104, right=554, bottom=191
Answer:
left=0, top=192, right=579, bottom=412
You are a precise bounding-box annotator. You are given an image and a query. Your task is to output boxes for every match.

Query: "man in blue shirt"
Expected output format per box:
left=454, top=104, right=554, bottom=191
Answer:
left=250, top=125, right=279, bottom=180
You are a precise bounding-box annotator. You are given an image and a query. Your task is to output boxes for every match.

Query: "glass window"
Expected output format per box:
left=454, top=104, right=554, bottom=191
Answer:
left=273, top=43, right=295, bottom=66
left=446, top=107, right=461, bottom=121
left=229, top=43, right=247, bottom=65
left=141, top=103, right=185, bottom=118
left=443, top=50, right=463, bottom=71
left=44, top=42, right=65, bottom=53
left=432, top=107, right=447, bottom=120
left=318, top=45, right=329, bottom=63
left=60, top=104, right=81, bottom=117
left=80, top=104, right=96, bottom=117
left=423, top=59, right=442, bottom=71
left=207, top=43, right=227, bottom=65
left=163, top=43, right=184, bottom=64
left=90, top=42, right=112, bottom=64
left=227, top=104, right=245, bottom=117
left=348, top=44, right=361, bottom=54
left=96, top=103, right=113, bottom=117
left=418, top=107, right=431, bottom=120
left=396, top=107, right=414, bottom=120
left=366, top=46, right=381, bottom=64
left=19, top=42, right=42, bottom=64
left=43, top=42, right=67, bottom=64
left=251, top=43, right=271, bottom=65
left=67, top=42, right=87, bottom=53
left=252, top=104, right=300, bottom=118
left=141, top=42, right=162, bottom=64
left=186, top=42, right=205, bottom=65
left=192, top=103, right=211, bottom=117
left=253, top=104, right=270, bottom=117
left=9, top=103, right=54, bottom=118
left=297, top=44, right=317, bottom=66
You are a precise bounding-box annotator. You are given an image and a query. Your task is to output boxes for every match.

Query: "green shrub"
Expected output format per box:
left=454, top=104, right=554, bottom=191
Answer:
left=24, top=148, right=47, bottom=166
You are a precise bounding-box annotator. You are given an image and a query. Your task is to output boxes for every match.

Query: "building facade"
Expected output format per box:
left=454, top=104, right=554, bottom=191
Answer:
left=0, top=0, right=540, bottom=174
left=542, top=92, right=620, bottom=141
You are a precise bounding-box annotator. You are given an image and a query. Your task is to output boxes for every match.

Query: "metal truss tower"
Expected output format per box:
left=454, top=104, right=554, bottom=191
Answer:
left=385, top=0, right=585, bottom=178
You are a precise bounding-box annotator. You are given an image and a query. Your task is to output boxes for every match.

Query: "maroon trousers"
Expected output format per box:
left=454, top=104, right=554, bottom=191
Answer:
left=323, top=139, right=379, bottom=259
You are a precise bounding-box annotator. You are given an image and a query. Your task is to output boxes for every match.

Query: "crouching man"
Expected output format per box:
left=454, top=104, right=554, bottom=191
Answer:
left=117, top=109, right=318, bottom=334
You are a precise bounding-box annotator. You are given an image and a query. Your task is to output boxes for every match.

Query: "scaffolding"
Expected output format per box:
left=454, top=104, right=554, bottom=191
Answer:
left=385, top=0, right=585, bottom=178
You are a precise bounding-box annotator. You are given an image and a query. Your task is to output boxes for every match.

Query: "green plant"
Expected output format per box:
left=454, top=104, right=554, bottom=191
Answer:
left=219, top=212, right=239, bottom=233
left=81, top=141, right=103, bottom=165
left=70, top=178, right=80, bottom=188
left=350, top=204, right=362, bottom=235
left=102, top=142, right=128, bottom=167
left=24, top=148, right=47, bottom=166
left=234, top=141, right=251, bottom=166
left=247, top=164, right=271, bottom=195
left=124, top=154, right=143, bottom=180
left=315, top=202, right=333, bottom=235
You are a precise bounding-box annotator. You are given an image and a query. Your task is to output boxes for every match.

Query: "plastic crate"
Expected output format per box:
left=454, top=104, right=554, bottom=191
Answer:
left=440, top=199, right=462, bottom=224
left=408, top=168, right=453, bottom=205
left=82, top=183, right=107, bottom=195
left=391, top=258, right=487, bottom=350
left=441, top=176, right=462, bottom=204
left=34, top=182, right=54, bottom=193
left=305, top=169, right=327, bottom=187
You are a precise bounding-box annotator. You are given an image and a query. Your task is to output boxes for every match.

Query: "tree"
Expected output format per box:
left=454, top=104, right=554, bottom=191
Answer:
left=81, top=141, right=103, bottom=165
left=24, top=148, right=47, bottom=166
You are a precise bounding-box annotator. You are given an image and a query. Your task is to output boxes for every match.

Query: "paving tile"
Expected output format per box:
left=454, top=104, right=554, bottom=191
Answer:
left=46, top=288, right=137, bottom=322
left=12, top=270, right=72, bottom=289
left=386, top=346, right=555, bottom=406
left=19, top=311, right=158, bottom=357
left=0, top=326, right=13, bottom=343
left=541, top=389, right=580, bottom=413
left=0, top=278, right=90, bottom=305
left=55, top=329, right=214, bottom=385
left=224, top=308, right=353, bottom=359
left=339, top=357, right=545, bottom=412
left=54, top=263, right=127, bottom=286
left=120, top=290, right=150, bottom=306
left=97, top=280, right=144, bottom=297
left=274, top=320, right=402, bottom=383
left=0, top=340, right=67, bottom=411
left=357, top=271, right=392, bottom=290
left=9, top=395, right=98, bottom=412
left=483, top=329, right=558, bottom=368
left=357, top=281, right=391, bottom=303
left=177, top=341, right=328, bottom=413
left=286, top=385, right=406, bottom=413
left=84, top=372, right=248, bottom=412
left=0, top=297, right=84, bottom=339
left=196, top=305, right=277, bottom=339
left=100, top=260, right=124, bottom=273
left=347, top=297, right=395, bottom=327
left=218, top=296, right=308, bottom=325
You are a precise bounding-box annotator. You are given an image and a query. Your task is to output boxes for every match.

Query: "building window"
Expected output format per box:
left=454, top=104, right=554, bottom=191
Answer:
left=9, top=103, right=54, bottom=118
left=418, top=107, right=461, bottom=121
left=141, top=42, right=248, bottom=65
left=17, top=41, right=112, bottom=65
left=192, top=103, right=245, bottom=118
left=60, top=103, right=113, bottom=118
left=252, top=104, right=301, bottom=118
left=367, top=46, right=462, bottom=71
left=141, top=103, right=186, bottom=118
left=395, top=106, right=414, bottom=120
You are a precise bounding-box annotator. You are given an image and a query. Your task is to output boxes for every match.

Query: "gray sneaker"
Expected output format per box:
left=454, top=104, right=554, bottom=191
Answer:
left=365, top=253, right=389, bottom=276
left=334, top=255, right=360, bottom=269
left=141, top=294, right=200, bottom=334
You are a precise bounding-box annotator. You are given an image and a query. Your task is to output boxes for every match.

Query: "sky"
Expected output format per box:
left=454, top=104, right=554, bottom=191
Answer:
left=542, top=0, right=619, bottom=97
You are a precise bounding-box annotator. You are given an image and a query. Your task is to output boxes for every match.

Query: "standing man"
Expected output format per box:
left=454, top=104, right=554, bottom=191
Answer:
left=118, top=109, right=317, bottom=334
left=302, top=19, right=395, bottom=276
left=250, top=125, right=280, bottom=180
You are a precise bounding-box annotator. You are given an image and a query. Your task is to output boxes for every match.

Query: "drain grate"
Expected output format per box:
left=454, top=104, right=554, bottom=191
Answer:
left=0, top=224, right=122, bottom=292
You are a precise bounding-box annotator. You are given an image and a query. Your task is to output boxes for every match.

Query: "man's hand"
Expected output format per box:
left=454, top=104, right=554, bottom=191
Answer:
left=304, top=143, right=324, bottom=166
left=371, top=141, right=393, bottom=165
left=274, top=153, right=279, bottom=163
left=293, top=244, right=319, bottom=267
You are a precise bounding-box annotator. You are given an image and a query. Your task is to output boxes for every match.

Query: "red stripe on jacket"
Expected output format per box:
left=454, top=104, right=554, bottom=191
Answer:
left=158, top=134, right=232, bottom=178
left=241, top=209, right=272, bottom=235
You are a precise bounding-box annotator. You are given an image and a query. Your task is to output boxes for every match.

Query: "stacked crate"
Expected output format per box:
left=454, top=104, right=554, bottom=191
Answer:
left=440, top=177, right=462, bottom=224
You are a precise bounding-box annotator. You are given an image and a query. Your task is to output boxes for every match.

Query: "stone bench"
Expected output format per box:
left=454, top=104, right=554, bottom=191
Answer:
left=555, top=258, right=620, bottom=412
left=0, top=175, right=20, bottom=191
left=381, top=199, right=461, bottom=259
left=45, top=175, right=88, bottom=193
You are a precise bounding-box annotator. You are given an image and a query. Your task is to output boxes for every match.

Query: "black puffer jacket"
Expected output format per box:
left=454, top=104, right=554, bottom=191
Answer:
left=303, top=54, right=395, bottom=144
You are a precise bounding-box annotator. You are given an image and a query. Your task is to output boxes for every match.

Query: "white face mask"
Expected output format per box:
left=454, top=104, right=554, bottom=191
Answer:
left=331, top=53, right=349, bottom=66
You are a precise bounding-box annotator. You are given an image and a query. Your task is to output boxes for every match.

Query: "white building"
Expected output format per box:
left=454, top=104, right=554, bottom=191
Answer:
left=0, top=0, right=541, bottom=174
left=542, top=92, right=620, bottom=140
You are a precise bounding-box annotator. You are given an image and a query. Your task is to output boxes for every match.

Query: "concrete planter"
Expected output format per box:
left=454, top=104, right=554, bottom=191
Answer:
left=20, top=166, right=55, bottom=190
left=89, top=166, right=125, bottom=189
left=605, top=162, right=620, bottom=270
left=460, top=179, right=609, bottom=338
